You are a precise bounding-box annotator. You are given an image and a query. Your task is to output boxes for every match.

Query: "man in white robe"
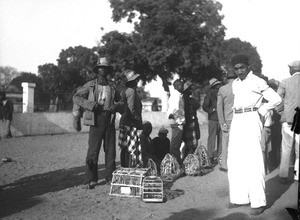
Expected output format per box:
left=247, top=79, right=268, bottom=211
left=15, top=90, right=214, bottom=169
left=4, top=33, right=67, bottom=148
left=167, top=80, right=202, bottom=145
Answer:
left=227, top=54, right=282, bottom=215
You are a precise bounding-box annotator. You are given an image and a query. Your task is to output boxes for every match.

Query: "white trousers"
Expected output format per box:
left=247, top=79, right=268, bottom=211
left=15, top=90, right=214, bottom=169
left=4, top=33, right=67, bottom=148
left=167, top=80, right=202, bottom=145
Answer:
left=228, top=111, right=266, bottom=208
left=279, top=122, right=299, bottom=180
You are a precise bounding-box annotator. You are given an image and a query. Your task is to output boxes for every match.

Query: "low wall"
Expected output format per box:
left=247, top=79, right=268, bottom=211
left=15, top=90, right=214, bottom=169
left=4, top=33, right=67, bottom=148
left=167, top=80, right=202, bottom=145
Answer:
left=4, top=111, right=208, bottom=138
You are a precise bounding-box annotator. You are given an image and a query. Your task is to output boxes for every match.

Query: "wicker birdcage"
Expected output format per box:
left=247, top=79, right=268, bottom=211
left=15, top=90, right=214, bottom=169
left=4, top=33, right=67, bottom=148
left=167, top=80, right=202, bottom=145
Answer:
left=109, top=167, right=150, bottom=197
left=183, top=154, right=204, bottom=176
left=142, top=176, right=163, bottom=202
left=147, top=158, right=158, bottom=176
left=194, top=145, right=212, bottom=168
left=160, top=153, right=183, bottom=182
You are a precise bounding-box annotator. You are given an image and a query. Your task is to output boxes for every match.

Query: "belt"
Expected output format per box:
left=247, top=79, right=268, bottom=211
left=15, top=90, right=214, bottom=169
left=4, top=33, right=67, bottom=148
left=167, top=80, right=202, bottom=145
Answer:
left=234, top=107, right=258, bottom=114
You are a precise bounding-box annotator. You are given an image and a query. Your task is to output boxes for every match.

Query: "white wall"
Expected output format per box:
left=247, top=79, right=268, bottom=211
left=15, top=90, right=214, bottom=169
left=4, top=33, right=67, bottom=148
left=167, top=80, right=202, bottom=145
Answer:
left=4, top=111, right=208, bottom=138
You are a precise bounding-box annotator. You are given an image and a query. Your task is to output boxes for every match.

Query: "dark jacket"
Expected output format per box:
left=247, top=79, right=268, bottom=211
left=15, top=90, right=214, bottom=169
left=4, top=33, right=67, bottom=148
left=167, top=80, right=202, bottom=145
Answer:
left=119, top=87, right=143, bottom=129
left=0, top=99, right=14, bottom=121
left=183, top=91, right=200, bottom=140
left=72, top=79, right=122, bottom=126
left=203, top=84, right=222, bottom=121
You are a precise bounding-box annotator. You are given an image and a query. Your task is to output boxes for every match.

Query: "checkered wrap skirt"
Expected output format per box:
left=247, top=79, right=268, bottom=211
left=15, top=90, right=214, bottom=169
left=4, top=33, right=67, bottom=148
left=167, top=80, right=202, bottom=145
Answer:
left=118, top=125, right=143, bottom=167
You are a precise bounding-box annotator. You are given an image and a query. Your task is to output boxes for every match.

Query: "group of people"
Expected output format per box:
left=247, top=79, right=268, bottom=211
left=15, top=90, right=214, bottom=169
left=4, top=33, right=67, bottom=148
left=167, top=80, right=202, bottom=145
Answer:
left=73, top=57, right=171, bottom=189
left=0, top=91, right=14, bottom=140
left=73, top=55, right=300, bottom=216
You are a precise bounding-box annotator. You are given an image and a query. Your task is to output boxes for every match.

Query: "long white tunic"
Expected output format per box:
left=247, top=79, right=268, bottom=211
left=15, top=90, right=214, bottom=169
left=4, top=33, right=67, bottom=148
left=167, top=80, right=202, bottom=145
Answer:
left=228, top=72, right=282, bottom=208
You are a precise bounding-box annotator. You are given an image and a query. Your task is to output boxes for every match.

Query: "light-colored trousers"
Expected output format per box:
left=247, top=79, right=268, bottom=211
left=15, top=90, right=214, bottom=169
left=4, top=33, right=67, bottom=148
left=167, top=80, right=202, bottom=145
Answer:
left=220, top=120, right=231, bottom=170
left=279, top=122, right=299, bottom=180
left=228, top=111, right=266, bottom=208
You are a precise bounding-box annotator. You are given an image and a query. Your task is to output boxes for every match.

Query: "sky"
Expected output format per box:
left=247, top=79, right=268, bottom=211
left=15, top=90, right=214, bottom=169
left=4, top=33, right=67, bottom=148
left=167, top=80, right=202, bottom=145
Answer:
left=0, top=0, right=300, bottom=97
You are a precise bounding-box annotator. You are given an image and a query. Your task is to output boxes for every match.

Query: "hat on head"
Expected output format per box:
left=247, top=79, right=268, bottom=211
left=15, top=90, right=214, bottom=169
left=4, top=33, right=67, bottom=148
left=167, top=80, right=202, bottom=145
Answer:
left=288, top=60, right=300, bottom=71
left=93, top=57, right=112, bottom=73
left=122, top=70, right=140, bottom=83
left=209, top=78, right=222, bottom=87
left=183, top=81, right=192, bottom=91
left=231, top=54, right=249, bottom=66
left=158, top=127, right=168, bottom=134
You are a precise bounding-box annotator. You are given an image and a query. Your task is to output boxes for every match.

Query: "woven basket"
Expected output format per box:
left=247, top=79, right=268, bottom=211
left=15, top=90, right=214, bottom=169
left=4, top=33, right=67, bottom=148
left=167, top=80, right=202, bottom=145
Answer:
left=160, top=153, right=183, bottom=181
left=194, top=145, right=212, bottom=168
left=183, top=154, right=204, bottom=176
left=147, top=158, right=158, bottom=176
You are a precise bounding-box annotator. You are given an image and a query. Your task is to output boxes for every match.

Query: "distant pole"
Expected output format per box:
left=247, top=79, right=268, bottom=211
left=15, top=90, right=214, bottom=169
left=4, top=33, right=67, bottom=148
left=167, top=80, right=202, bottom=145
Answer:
left=22, top=82, right=36, bottom=113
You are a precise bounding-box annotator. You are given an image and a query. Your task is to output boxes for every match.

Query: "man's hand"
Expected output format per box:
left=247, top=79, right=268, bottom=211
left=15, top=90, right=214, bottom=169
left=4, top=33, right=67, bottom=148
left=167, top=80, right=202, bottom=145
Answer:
left=220, top=123, right=229, bottom=132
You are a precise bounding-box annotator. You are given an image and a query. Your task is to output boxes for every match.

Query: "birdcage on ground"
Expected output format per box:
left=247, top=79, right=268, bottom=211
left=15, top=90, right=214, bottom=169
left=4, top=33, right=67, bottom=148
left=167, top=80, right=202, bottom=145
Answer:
left=109, top=167, right=150, bottom=197
left=142, top=176, right=163, bottom=202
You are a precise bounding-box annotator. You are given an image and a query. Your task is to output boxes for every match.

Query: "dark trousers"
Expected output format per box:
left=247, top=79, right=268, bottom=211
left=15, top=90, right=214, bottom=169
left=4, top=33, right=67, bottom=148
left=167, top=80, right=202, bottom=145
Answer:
left=120, top=148, right=130, bottom=167
left=170, top=124, right=183, bottom=165
left=85, top=112, right=116, bottom=184
left=207, top=120, right=222, bottom=160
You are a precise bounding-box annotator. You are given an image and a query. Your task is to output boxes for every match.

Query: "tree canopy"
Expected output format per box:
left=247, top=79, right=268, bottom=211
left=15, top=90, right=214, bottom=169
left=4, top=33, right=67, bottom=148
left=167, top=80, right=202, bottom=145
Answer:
left=0, top=66, right=20, bottom=91
left=106, top=0, right=226, bottom=83
left=38, top=46, right=98, bottom=95
left=10, top=72, right=43, bottom=92
left=57, top=46, right=98, bottom=89
left=219, top=38, right=263, bottom=75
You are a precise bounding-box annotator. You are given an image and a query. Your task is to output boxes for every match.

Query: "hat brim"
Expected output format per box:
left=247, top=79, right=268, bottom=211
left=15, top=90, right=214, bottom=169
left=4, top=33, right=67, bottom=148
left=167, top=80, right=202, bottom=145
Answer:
left=211, top=81, right=222, bottom=87
left=183, top=84, right=192, bottom=91
left=93, top=65, right=113, bottom=73
left=125, top=73, right=140, bottom=83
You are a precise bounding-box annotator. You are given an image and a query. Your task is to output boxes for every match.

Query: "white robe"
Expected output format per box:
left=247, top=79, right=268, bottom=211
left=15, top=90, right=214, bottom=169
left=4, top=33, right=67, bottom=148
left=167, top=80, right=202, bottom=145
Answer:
left=228, top=72, right=282, bottom=208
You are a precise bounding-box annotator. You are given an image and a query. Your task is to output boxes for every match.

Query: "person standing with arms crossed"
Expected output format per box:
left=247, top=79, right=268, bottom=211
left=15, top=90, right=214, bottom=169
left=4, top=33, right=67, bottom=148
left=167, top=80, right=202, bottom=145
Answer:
left=217, top=69, right=237, bottom=172
left=227, top=54, right=281, bottom=215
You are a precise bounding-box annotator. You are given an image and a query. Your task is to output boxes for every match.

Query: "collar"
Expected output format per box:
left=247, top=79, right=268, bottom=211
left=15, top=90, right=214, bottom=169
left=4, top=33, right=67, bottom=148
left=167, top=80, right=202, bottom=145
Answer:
left=292, top=72, right=300, bottom=76
left=236, top=71, right=253, bottom=82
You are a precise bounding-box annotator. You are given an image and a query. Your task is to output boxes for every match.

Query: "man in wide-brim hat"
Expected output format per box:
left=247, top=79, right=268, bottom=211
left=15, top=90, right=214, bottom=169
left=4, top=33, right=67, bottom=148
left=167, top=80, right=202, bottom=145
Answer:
left=73, top=57, right=123, bottom=189
left=203, top=77, right=223, bottom=167
left=92, top=57, right=113, bottom=73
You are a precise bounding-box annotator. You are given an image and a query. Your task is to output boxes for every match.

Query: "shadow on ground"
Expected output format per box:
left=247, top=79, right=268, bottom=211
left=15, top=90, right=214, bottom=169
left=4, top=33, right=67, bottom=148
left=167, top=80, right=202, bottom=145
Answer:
left=164, top=208, right=251, bottom=220
left=0, top=163, right=114, bottom=218
left=265, top=170, right=294, bottom=209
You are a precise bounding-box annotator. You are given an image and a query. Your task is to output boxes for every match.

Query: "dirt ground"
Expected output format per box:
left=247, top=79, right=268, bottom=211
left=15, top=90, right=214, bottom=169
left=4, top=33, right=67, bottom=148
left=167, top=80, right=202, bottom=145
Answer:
left=0, top=124, right=298, bottom=220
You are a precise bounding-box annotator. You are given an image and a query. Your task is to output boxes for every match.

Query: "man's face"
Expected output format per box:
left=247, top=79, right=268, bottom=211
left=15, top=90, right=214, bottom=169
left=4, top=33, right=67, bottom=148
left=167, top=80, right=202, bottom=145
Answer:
left=97, top=68, right=110, bottom=77
left=233, top=63, right=250, bottom=80
left=174, top=81, right=183, bottom=93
